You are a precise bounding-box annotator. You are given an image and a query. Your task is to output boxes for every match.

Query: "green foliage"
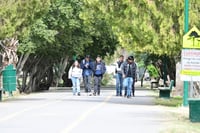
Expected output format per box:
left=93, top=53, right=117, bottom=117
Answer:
left=44, top=0, right=85, bottom=57
left=1, top=0, right=118, bottom=60
left=1, top=0, right=199, bottom=91
left=0, top=0, right=50, bottom=39
left=101, top=73, right=113, bottom=86
left=147, top=64, right=159, bottom=78
left=80, top=1, right=118, bottom=59
left=84, top=0, right=200, bottom=59
left=16, top=0, right=119, bottom=62
left=8, top=0, right=119, bottom=91
left=1, top=0, right=200, bottom=59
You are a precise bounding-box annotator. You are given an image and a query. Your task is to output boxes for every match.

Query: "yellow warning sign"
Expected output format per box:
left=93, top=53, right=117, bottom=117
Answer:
left=183, top=26, right=200, bottom=49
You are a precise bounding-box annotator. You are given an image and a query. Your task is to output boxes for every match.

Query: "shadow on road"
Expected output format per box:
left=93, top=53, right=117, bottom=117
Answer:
left=62, top=95, right=155, bottom=106
left=4, top=87, right=156, bottom=106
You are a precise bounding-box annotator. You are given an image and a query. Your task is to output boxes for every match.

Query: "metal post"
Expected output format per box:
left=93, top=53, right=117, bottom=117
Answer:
left=184, top=0, right=189, bottom=33
left=0, top=89, right=2, bottom=101
left=183, top=0, right=189, bottom=106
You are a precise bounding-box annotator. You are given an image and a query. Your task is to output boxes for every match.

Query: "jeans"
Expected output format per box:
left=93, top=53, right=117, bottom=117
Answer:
left=83, top=75, right=92, bottom=92
left=71, top=77, right=80, bottom=95
left=94, top=76, right=102, bottom=95
left=123, top=77, right=133, bottom=97
left=116, top=73, right=123, bottom=96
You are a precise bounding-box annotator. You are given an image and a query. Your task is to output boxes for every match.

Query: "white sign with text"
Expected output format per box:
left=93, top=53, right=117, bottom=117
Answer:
left=181, top=49, right=200, bottom=81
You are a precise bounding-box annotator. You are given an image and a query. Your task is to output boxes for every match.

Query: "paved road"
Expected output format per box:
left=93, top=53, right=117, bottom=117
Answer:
left=0, top=89, right=166, bottom=133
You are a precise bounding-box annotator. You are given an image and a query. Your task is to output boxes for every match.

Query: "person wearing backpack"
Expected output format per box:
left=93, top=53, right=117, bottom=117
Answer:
left=80, top=55, right=93, bottom=96
left=68, top=60, right=82, bottom=96
left=92, top=55, right=106, bottom=96
left=121, top=56, right=137, bottom=98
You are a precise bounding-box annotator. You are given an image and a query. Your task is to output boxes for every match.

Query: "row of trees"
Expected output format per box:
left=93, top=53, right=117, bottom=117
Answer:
left=0, top=0, right=199, bottom=92
left=84, top=0, right=200, bottom=84
left=0, top=0, right=118, bottom=92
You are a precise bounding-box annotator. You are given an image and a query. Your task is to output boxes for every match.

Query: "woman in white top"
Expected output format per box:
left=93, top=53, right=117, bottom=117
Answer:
left=68, top=60, right=82, bottom=96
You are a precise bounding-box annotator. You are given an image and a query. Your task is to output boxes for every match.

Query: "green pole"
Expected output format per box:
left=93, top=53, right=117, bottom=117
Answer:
left=184, top=0, right=189, bottom=33
left=183, top=0, right=189, bottom=106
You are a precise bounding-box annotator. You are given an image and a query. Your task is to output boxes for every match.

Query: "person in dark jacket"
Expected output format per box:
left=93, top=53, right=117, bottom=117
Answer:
left=92, top=55, right=106, bottom=96
left=80, top=55, right=93, bottom=95
left=122, top=56, right=137, bottom=98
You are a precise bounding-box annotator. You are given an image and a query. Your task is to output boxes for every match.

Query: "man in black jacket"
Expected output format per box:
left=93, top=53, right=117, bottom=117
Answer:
left=122, top=56, right=137, bottom=98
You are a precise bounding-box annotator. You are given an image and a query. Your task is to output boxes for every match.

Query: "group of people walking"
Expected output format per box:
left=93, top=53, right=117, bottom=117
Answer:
left=68, top=55, right=106, bottom=96
left=68, top=54, right=137, bottom=98
left=115, top=55, right=137, bottom=98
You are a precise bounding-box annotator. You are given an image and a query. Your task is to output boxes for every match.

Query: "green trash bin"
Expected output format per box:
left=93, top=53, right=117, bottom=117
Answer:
left=2, top=65, right=16, bottom=93
left=188, top=98, right=200, bottom=122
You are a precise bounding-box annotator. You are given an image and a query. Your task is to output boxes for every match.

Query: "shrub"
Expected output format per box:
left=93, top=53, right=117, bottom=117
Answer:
left=101, top=73, right=113, bottom=86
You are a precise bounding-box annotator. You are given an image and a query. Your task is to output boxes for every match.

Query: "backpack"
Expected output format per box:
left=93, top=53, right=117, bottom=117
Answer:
left=94, top=61, right=106, bottom=75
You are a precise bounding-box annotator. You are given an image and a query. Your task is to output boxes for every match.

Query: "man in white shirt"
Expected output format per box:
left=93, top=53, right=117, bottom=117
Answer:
left=115, top=55, right=124, bottom=96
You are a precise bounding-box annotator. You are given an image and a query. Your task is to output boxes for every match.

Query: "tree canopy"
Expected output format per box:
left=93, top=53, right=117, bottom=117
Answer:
left=0, top=0, right=199, bottom=92
left=0, top=0, right=119, bottom=92
left=84, top=0, right=200, bottom=56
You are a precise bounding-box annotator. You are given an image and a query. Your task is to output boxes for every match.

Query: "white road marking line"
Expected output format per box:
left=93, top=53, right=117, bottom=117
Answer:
left=60, top=94, right=112, bottom=133
left=0, top=100, right=61, bottom=123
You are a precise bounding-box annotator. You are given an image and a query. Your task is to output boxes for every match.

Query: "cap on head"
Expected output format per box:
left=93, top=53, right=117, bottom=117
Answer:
left=128, top=56, right=134, bottom=60
left=85, top=55, right=90, bottom=58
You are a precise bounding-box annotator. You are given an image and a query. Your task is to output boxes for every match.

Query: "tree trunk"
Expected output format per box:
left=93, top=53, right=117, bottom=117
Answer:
left=16, top=54, right=30, bottom=93
left=16, top=54, right=29, bottom=75
left=20, top=70, right=28, bottom=93
left=54, top=55, right=69, bottom=87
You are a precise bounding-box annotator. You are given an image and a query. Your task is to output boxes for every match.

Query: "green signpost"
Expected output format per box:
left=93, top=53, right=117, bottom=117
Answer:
left=183, top=0, right=189, bottom=106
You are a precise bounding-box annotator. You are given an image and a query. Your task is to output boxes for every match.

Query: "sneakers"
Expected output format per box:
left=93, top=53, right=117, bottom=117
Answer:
left=93, top=92, right=100, bottom=96
left=73, top=92, right=81, bottom=96
left=127, top=95, right=131, bottom=98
